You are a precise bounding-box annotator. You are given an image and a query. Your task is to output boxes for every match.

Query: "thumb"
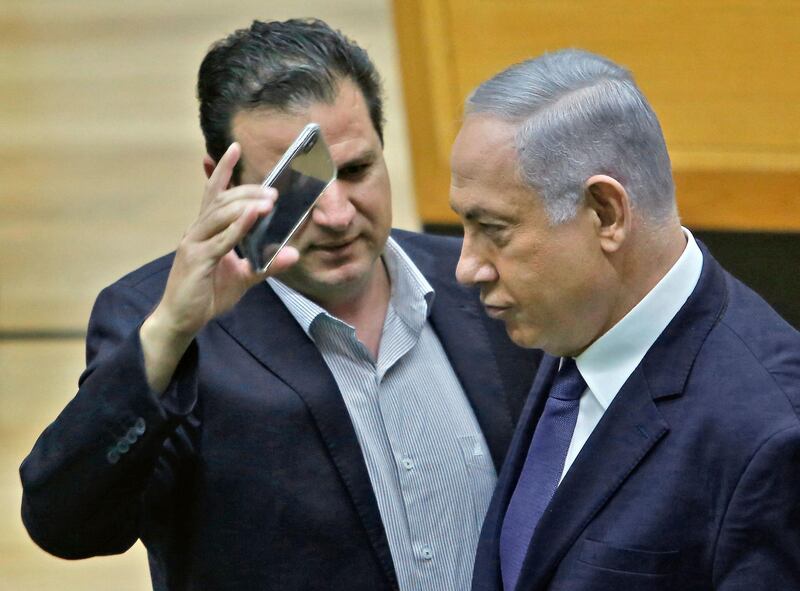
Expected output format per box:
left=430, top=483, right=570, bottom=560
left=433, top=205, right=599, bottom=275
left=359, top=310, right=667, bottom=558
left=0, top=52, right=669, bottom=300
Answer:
left=264, top=246, right=300, bottom=276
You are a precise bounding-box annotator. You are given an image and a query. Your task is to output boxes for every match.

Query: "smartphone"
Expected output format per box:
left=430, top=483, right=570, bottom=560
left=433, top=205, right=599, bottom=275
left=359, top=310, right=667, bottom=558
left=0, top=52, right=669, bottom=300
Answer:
left=237, top=123, right=337, bottom=272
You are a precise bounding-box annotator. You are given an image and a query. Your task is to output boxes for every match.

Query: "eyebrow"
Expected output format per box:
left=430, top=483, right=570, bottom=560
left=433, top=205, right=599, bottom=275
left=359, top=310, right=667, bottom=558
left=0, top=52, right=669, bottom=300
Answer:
left=451, top=203, right=507, bottom=222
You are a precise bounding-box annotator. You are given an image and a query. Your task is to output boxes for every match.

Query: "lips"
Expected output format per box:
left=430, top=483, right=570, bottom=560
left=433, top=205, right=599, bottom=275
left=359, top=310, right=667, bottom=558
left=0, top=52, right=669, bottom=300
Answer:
left=309, top=236, right=359, bottom=254
left=482, top=304, right=511, bottom=319
left=315, top=241, right=352, bottom=249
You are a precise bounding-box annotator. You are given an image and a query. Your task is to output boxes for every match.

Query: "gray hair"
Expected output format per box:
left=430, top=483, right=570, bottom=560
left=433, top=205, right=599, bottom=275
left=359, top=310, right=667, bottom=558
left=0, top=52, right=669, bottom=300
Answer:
left=466, top=49, right=676, bottom=224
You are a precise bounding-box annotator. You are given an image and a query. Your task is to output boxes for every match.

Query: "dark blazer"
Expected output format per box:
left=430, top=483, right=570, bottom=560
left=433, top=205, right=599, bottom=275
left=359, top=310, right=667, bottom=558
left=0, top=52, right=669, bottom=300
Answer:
left=20, top=230, right=540, bottom=591
left=473, top=245, right=800, bottom=591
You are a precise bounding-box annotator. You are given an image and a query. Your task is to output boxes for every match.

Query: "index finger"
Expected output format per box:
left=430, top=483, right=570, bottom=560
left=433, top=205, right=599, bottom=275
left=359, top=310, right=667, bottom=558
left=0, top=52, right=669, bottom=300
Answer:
left=203, top=142, right=242, bottom=209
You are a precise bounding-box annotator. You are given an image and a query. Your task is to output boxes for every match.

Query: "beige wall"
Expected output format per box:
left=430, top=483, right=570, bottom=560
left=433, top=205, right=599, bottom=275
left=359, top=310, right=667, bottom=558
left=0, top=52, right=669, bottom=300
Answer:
left=1, top=1, right=413, bottom=588
left=1, top=0, right=418, bottom=334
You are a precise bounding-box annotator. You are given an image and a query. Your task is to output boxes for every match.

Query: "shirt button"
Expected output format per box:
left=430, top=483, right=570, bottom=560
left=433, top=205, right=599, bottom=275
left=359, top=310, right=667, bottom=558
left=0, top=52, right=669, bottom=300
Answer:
left=401, top=457, right=414, bottom=471
left=420, top=545, right=433, bottom=561
left=134, top=417, right=146, bottom=435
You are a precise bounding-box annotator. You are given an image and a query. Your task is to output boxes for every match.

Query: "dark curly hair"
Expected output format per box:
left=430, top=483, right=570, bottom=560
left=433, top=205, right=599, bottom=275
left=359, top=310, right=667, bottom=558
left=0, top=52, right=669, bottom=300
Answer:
left=197, top=18, right=384, bottom=183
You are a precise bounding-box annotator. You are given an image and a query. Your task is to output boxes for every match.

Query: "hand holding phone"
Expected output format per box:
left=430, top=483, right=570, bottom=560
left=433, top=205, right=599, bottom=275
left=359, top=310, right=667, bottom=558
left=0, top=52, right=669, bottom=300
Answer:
left=237, top=123, right=337, bottom=272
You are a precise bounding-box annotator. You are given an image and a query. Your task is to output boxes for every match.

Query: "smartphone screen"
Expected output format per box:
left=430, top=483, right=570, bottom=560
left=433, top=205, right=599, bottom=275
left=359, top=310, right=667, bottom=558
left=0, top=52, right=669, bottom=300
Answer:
left=237, top=123, right=337, bottom=272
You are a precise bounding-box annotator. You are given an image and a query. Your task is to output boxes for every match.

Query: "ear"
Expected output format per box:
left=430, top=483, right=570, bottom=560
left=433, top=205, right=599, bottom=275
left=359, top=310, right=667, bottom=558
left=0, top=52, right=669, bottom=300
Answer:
left=202, top=154, right=217, bottom=180
left=203, top=153, right=239, bottom=189
left=583, top=174, right=631, bottom=254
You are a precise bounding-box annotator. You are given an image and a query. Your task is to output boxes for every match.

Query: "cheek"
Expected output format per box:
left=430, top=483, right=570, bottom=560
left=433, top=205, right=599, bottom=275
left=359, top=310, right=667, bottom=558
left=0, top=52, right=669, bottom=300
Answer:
left=357, top=175, right=392, bottom=226
left=499, top=254, right=583, bottom=323
left=496, top=255, right=545, bottom=301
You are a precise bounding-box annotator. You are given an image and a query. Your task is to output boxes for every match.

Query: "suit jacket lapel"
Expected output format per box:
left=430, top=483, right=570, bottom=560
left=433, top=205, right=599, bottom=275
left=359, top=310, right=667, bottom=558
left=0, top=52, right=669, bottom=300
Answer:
left=508, top=243, right=727, bottom=590
left=472, top=355, right=558, bottom=591
left=215, top=281, right=398, bottom=588
left=517, top=369, right=670, bottom=589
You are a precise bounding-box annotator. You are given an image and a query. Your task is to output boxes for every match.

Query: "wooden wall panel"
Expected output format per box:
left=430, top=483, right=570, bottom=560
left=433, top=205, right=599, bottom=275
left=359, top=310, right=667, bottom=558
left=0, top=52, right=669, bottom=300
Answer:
left=393, top=0, right=800, bottom=229
left=1, top=4, right=414, bottom=590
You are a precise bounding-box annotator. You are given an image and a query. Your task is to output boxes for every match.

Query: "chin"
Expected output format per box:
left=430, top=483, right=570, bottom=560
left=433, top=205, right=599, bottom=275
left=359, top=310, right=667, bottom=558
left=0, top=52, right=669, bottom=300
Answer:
left=290, top=258, right=375, bottom=301
left=505, top=324, right=541, bottom=350
left=507, top=322, right=568, bottom=354
left=319, top=256, right=375, bottom=284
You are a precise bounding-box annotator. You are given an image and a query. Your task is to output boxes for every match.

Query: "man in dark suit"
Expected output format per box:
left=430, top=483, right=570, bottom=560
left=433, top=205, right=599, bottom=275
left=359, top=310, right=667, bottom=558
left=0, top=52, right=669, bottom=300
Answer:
left=20, top=19, right=538, bottom=590
left=450, top=49, right=800, bottom=590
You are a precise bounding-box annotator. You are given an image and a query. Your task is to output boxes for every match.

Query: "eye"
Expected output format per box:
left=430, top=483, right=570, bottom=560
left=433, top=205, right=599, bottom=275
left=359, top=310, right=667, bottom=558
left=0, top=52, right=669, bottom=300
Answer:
left=337, top=162, right=371, bottom=181
left=479, top=222, right=504, bottom=234
left=478, top=222, right=510, bottom=244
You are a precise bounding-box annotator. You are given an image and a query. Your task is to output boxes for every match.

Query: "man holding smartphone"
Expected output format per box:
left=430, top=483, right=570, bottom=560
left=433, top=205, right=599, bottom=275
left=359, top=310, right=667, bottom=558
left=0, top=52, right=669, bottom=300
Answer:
left=20, top=18, right=540, bottom=591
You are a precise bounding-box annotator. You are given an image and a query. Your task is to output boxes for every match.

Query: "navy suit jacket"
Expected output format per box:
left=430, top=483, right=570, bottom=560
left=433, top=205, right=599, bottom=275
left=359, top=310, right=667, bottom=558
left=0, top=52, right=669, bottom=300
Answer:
left=20, top=230, right=540, bottom=590
left=473, top=245, right=800, bottom=591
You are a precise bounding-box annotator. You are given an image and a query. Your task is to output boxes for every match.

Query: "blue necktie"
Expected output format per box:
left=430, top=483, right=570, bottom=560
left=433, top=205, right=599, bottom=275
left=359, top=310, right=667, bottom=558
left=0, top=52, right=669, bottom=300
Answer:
left=499, top=358, right=586, bottom=591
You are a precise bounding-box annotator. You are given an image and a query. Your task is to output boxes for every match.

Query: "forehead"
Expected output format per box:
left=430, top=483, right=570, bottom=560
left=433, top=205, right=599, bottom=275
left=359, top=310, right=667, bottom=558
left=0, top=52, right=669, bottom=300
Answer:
left=450, top=114, right=536, bottom=218
left=231, top=79, right=379, bottom=181
left=451, top=114, right=518, bottom=176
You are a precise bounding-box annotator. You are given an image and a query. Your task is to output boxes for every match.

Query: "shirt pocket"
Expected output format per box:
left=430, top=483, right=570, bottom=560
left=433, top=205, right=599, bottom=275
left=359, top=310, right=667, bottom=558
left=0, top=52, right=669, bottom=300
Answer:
left=457, top=434, right=497, bottom=533
left=578, top=538, right=680, bottom=576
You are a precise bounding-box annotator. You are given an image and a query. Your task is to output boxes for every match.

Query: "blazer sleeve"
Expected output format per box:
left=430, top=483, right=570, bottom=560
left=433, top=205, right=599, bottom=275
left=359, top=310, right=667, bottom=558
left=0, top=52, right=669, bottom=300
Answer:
left=19, top=280, right=199, bottom=559
left=713, top=425, right=800, bottom=589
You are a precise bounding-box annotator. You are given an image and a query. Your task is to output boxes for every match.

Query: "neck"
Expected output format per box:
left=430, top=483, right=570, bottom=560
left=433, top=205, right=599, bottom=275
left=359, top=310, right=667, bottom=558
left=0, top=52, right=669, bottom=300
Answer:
left=325, top=258, right=392, bottom=359
left=620, top=221, right=687, bottom=313
left=582, top=221, right=686, bottom=355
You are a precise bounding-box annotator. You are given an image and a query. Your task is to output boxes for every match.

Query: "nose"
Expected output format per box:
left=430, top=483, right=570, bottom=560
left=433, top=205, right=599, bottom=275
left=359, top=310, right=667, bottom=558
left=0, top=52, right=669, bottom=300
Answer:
left=311, top=180, right=356, bottom=231
left=456, top=235, right=498, bottom=286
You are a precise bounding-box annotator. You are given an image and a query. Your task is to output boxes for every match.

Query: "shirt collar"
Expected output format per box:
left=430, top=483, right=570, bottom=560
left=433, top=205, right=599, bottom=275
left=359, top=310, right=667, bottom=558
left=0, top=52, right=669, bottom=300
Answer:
left=267, top=236, right=435, bottom=337
left=382, top=236, right=435, bottom=332
left=575, top=227, right=703, bottom=410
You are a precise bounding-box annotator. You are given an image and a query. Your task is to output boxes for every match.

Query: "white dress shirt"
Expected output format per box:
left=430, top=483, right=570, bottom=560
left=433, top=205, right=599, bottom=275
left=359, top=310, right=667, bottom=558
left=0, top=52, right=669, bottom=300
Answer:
left=560, top=228, right=704, bottom=482
left=267, top=237, right=495, bottom=591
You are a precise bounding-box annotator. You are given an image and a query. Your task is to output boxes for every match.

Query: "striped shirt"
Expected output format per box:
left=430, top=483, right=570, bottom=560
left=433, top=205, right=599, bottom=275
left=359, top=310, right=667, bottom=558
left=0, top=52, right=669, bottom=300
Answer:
left=268, top=237, right=496, bottom=591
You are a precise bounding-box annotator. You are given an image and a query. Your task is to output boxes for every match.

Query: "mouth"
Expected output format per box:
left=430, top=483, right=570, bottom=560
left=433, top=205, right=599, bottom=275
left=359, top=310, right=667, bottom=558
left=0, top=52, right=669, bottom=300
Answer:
left=482, top=303, right=511, bottom=319
left=309, top=237, right=359, bottom=255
